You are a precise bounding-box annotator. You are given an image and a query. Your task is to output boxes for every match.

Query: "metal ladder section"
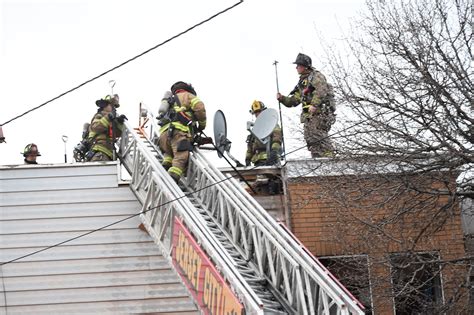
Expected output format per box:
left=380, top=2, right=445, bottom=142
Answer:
left=188, top=151, right=365, bottom=315
left=120, top=111, right=365, bottom=315
left=121, top=121, right=286, bottom=314
left=185, top=194, right=285, bottom=312
left=118, top=121, right=265, bottom=314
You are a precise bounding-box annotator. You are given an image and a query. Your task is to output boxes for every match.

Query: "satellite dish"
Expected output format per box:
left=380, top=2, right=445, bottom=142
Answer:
left=213, top=110, right=243, bottom=167
left=251, top=108, right=279, bottom=144
left=213, top=110, right=227, bottom=158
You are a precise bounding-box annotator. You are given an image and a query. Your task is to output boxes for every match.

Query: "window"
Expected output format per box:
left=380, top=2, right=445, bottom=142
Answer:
left=390, top=252, right=443, bottom=314
left=319, top=255, right=373, bottom=314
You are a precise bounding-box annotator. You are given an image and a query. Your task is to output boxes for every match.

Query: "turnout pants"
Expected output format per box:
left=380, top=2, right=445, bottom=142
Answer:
left=303, top=113, right=335, bottom=158
left=90, top=151, right=112, bottom=161
left=158, top=129, right=192, bottom=182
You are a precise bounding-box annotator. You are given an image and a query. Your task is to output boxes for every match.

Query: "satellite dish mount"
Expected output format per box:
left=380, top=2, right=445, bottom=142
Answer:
left=213, top=110, right=243, bottom=167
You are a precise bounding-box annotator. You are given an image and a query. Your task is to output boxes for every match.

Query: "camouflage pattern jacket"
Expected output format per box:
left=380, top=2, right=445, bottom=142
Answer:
left=280, top=68, right=334, bottom=123
left=88, top=111, right=124, bottom=159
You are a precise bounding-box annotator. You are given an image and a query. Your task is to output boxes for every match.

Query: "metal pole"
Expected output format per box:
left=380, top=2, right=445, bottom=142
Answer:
left=109, top=80, right=117, bottom=161
left=273, top=60, right=285, bottom=160
left=62, top=135, right=68, bottom=163
left=109, top=80, right=116, bottom=95
left=111, top=107, right=117, bottom=161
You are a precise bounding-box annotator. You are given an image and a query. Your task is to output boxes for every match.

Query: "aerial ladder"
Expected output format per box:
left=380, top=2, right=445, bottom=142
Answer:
left=118, top=107, right=365, bottom=315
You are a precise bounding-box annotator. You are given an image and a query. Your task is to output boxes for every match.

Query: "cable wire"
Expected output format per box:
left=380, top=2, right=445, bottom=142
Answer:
left=200, top=130, right=257, bottom=194
left=0, top=0, right=244, bottom=127
left=0, top=266, right=7, bottom=314
left=0, top=167, right=244, bottom=266
left=0, top=109, right=390, bottom=266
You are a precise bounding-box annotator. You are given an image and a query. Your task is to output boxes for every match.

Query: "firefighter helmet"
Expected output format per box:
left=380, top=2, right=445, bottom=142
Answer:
left=22, top=143, right=41, bottom=157
left=171, top=81, right=197, bottom=95
left=293, top=53, right=312, bottom=68
left=250, top=100, right=267, bottom=114
left=96, top=94, right=120, bottom=108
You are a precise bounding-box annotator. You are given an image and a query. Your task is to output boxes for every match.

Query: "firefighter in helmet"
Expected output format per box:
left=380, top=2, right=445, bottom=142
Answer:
left=277, top=53, right=336, bottom=158
left=245, top=100, right=282, bottom=167
left=22, top=143, right=41, bottom=164
left=87, top=94, right=126, bottom=161
left=158, top=81, right=206, bottom=183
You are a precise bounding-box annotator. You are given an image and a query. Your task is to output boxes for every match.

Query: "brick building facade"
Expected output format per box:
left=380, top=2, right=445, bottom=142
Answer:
left=282, top=159, right=470, bottom=314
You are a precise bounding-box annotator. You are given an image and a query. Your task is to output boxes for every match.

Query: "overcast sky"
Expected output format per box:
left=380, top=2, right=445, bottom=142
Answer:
left=0, top=0, right=364, bottom=167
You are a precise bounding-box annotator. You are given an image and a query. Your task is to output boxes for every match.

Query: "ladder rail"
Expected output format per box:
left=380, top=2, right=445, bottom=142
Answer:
left=188, top=152, right=307, bottom=309
left=192, top=148, right=365, bottom=314
left=186, top=158, right=257, bottom=261
left=190, top=150, right=360, bottom=314
left=139, top=108, right=364, bottom=315
left=119, top=121, right=264, bottom=314
left=178, top=153, right=289, bottom=313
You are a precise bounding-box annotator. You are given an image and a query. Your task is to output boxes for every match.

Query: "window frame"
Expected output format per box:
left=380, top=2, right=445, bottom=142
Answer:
left=318, top=254, right=374, bottom=314
left=389, top=251, right=444, bottom=314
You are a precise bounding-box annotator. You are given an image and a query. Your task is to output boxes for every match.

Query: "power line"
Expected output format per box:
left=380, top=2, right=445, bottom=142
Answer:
left=0, top=1, right=244, bottom=127
left=0, top=109, right=390, bottom=266
left=0, top=0, right=392, bottom=263
left=0, top=138, right=316, bottom=266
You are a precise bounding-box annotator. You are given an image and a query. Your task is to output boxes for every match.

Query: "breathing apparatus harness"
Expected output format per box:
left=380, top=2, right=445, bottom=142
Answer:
left=158, top=91, right=211, bottom=146
left=289, top=71, right=336, bottom=115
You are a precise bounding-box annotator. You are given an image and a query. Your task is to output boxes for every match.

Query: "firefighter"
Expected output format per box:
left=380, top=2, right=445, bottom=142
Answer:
left=245, top=100, right=282, bottom=166
left=88, top=94, right=126, bottom=161
left=158, top=81, right=206, bottom=183
left=277, top=53, right=336, bottom=158
left=22, top=143, right=41, bottom=164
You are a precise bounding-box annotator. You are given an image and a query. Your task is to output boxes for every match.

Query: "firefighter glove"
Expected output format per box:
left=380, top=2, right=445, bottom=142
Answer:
left=117, top=114, right=127, bottom=124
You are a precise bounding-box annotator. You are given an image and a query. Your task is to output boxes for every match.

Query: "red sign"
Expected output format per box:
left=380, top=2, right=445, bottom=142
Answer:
left=172, top=218, right=244, bottom=315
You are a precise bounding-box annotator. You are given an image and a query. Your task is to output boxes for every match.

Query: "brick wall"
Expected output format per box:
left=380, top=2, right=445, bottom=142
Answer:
left=286, top=172, right=469, bottom=314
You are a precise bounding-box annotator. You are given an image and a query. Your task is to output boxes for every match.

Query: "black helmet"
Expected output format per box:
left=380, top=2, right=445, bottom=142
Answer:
left=293, top=53, right=312, bottom=68
left=22, top=143, right=41, bottom=157
left=95, top=94, right=120, bottom=108
left=171, top=81, right=197, bottom=95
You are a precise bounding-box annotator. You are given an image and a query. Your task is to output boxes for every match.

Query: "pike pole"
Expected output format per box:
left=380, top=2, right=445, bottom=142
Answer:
left=273, top=60, right=285, bottom=161
left=109, top=80, right=117, bottom=161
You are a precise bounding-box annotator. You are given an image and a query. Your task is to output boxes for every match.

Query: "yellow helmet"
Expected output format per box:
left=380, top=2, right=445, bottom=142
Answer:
left=250, top=100, right=266, bottom=114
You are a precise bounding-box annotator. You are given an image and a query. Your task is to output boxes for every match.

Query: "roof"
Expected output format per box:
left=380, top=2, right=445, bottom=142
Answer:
left=0, top=162, right=197, bottom=314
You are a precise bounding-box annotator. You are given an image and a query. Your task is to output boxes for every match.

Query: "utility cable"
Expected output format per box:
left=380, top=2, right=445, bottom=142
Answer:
left=0, top=171, right=240, bottom=266
left=0, top=109, right=392, bottom=267
left=0, top=266, right=7, bottom=314
left=0, top=134, right=319, bottom=266
left=200, top=130, right=256, bottom=194
left=0, top=0, right=244, bottom=127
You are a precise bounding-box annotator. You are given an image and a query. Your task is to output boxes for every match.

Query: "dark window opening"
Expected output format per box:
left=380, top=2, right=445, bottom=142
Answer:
left=390, top=252, right=443, bottom=315
left=319, top=255, right=373, bottom=314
